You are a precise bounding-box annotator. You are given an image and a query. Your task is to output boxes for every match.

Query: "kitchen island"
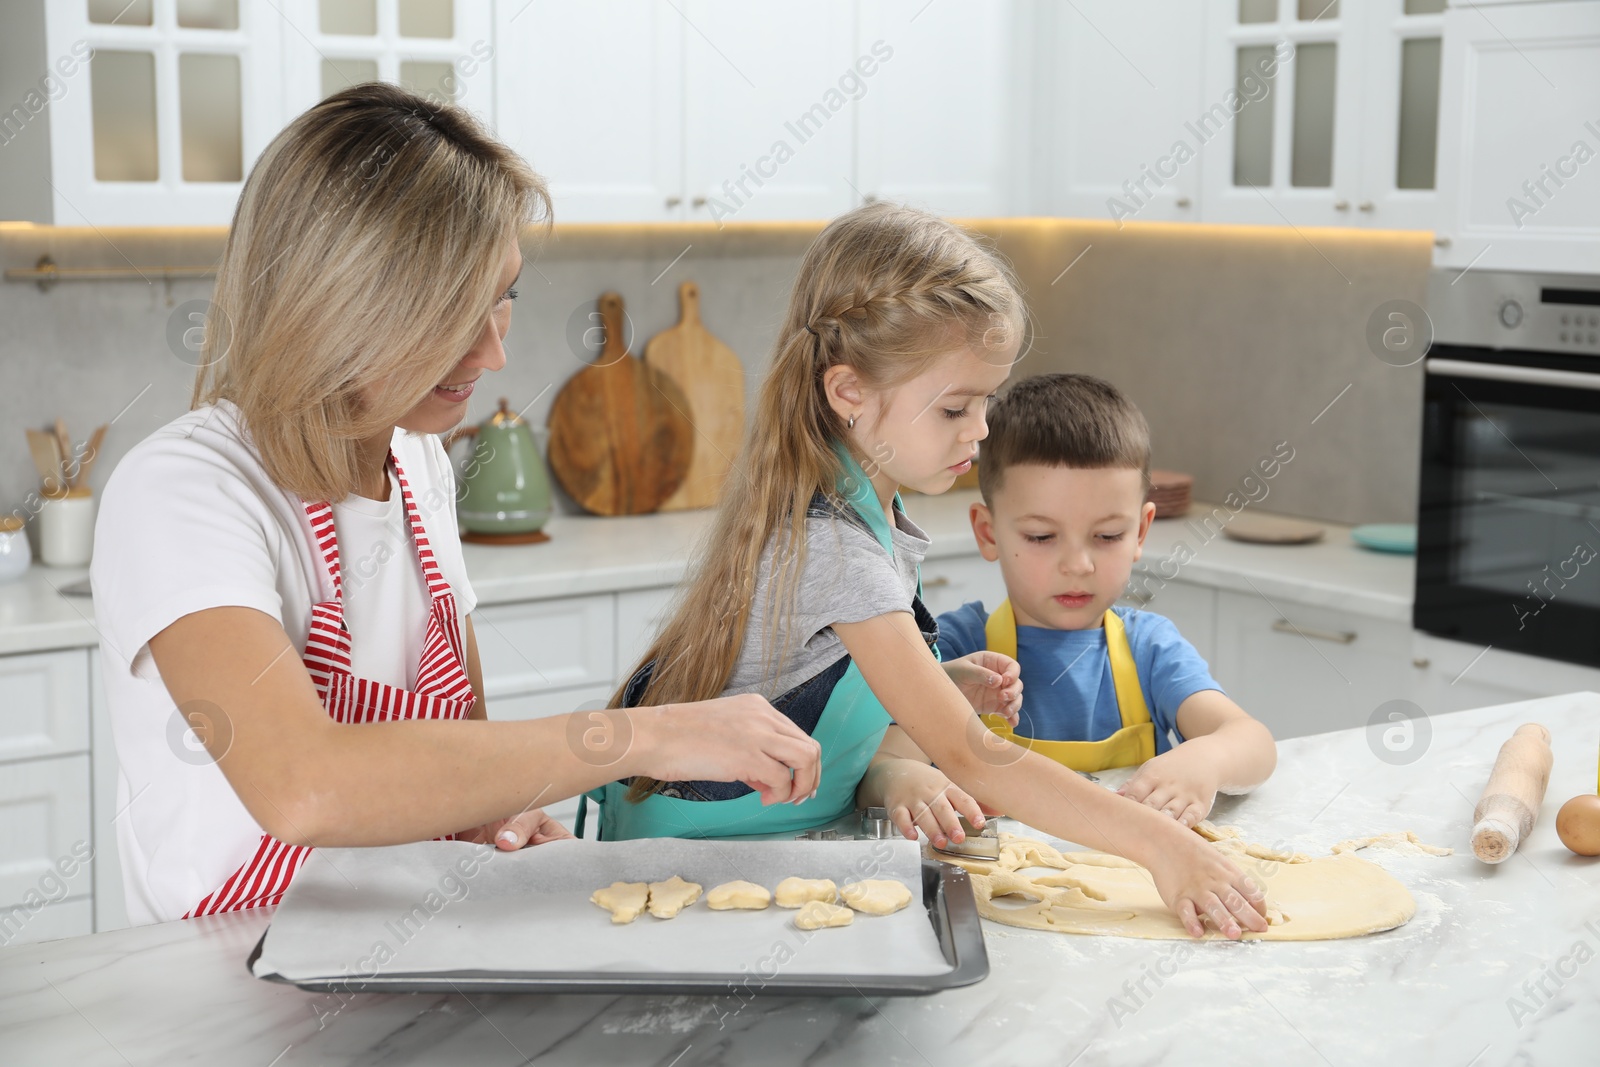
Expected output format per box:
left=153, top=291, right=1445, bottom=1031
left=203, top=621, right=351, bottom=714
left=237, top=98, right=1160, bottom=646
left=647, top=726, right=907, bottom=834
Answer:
left=3, top=693, right=1597, bottom=1066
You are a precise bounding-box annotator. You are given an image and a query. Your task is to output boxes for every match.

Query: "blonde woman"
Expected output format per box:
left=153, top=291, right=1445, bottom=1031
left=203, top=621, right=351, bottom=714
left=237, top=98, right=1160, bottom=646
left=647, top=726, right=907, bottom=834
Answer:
left=90, top=84, right=819, bottom=925
left=587, top=202, right=1268, bottom=939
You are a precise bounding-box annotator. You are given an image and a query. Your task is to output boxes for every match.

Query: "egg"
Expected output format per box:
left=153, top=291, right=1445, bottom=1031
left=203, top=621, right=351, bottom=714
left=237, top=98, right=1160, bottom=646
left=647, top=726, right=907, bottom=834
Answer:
left=1556, top=794, right=1600, bottom=857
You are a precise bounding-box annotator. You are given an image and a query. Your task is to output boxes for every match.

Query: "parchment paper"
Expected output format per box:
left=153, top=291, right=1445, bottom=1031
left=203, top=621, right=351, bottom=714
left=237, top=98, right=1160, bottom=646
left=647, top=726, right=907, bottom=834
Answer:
left=251, top=837, right=951, bottom=982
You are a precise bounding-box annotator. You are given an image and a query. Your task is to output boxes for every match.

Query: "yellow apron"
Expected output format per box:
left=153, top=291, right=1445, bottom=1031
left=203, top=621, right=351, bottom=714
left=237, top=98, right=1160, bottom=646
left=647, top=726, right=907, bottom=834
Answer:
left=978, top=600, right=1157, bottom=772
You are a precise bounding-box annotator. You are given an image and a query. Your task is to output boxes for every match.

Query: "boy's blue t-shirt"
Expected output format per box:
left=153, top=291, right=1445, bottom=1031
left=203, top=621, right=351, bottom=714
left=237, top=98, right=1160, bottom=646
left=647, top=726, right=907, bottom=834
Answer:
left=935, top=601, right=1224, bottom=755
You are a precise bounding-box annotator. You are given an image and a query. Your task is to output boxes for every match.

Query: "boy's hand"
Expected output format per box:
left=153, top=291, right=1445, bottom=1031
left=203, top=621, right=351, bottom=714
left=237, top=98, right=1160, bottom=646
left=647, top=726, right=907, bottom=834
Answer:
left=943, top=651, right=1022, bottom=726
left=878, top=759, right=986, bottom=850
left=1117, top=747, right=1219, bottom=828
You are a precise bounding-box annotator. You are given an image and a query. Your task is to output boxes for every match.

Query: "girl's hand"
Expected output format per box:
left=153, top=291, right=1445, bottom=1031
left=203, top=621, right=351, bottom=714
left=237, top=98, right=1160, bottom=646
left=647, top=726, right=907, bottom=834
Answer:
left=459, top=808, right=576, bottom=850
left=1143, top=818, right=1269, bottom=939
left=1117, top=749, right=1219, bottom=828
left=942, top=651, right=1022, bottom=726
left=878, top=759, right=986, bottom=850
left=637, top=695, right=823, bottom=806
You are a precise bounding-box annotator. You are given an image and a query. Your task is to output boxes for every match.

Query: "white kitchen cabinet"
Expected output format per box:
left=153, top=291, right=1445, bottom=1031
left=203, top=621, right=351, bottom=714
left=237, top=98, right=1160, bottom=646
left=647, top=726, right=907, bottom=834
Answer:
left=855, top=0, right=1029, bottom=218
left=1197, top=0, right=1443, bottom=232
left=0, top=753, right=93, bottom=947
left=492, top=0, right=683, bottom=222
left=918, top=553, right=1008, bottom=620
left=0, top=648, right=89, bottom=763
left=681, top=0, right=858, bottom=224
left=1211, top=588, right=1422, bottom=740
left=471, top=594, right=615, bottom=699
left=1043, top=0, right=1206, bottom=224
left=490, top=683, right=616, bottom=723
left=1433, top=0, right=1600, bottom=273
left=1413, top=632, right=1600, bottom=717
left=615, top=586, right=678, bottom=682
left=1120, top=576, right=1218, bottom=669
left=34, top=0, right=284, bottom=226
left=278, top=0, right=495, bottom=126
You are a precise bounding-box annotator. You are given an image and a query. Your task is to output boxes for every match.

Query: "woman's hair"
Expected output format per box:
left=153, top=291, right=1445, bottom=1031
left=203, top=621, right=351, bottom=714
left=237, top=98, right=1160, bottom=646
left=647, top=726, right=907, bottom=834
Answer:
left=617, top=200, right=1027, bottom=801
left=192, top=82, right=552, bottom=502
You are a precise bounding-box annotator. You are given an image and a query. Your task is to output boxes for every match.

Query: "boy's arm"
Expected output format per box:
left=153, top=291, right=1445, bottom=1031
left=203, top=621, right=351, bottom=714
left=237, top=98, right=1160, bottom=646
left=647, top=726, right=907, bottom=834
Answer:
left=835, top=611, right=1268, bottom=939
left=1118, top=690, right=1278, bottom=825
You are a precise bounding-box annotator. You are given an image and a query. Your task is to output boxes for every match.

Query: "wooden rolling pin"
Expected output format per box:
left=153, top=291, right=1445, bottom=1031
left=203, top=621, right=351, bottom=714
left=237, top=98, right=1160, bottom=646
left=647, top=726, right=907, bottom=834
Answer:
left=1471, top=723, right=1553, bottom=864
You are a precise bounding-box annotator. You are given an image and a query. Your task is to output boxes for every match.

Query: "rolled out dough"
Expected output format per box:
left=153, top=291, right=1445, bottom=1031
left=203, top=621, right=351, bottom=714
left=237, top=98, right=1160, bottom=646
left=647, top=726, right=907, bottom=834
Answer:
left=1331, top=830, right=1454, bottom=857
left=947, top=830, right=1418, bottom=941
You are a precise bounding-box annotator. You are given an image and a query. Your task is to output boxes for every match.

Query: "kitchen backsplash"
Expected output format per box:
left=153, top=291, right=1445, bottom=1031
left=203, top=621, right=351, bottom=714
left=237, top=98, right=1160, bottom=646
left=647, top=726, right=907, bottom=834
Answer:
left=0, top=218, right=1430, bottom=546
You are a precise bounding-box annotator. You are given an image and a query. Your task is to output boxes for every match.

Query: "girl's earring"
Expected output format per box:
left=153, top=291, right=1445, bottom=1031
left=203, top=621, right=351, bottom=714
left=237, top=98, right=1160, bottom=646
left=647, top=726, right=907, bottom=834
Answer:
left=847, top=413, right=857, bottom=430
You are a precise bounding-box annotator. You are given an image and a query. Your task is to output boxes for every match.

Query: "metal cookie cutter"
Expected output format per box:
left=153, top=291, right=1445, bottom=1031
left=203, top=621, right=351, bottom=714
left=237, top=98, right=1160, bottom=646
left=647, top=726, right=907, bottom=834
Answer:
left=930, top=814, right=1001, bottom=862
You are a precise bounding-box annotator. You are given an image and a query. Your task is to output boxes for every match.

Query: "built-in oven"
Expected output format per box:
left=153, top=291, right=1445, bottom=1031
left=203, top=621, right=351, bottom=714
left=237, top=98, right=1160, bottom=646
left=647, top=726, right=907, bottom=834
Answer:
left=1415, top=269, right=1600, bottom=671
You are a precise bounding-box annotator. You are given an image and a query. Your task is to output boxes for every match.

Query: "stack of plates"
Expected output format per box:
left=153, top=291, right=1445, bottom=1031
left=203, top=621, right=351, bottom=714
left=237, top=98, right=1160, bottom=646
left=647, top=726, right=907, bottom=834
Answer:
left=1146, top=469, right=1193, bottom=519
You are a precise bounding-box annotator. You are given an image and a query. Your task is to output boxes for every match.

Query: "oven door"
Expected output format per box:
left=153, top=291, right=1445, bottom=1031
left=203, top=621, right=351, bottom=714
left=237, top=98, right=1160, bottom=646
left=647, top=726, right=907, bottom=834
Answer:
left=1416, top=345, right=1600, bottom=669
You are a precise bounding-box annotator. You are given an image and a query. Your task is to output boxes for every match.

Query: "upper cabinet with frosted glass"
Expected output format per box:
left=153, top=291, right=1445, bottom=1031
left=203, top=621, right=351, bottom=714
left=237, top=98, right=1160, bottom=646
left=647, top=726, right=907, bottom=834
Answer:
left=17, top=0, right=488, bottom=227
left=1196, top=0, right=1444, bottom=230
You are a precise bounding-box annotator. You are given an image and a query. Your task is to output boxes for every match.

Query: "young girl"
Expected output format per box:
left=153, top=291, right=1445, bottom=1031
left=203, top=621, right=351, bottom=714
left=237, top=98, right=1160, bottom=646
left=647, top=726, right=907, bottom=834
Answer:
left=585, top=202, right=1268, bottom=939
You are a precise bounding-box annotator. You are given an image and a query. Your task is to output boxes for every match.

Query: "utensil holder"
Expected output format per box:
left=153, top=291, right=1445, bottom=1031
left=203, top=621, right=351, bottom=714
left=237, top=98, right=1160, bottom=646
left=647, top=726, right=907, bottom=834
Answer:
left=38, top=488, right=96, bottom=567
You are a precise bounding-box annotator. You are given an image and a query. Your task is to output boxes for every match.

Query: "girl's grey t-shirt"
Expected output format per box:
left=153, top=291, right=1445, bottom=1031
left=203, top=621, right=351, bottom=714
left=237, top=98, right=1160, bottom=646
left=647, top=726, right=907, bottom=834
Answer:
left=723, top=505, right=931, bottom=701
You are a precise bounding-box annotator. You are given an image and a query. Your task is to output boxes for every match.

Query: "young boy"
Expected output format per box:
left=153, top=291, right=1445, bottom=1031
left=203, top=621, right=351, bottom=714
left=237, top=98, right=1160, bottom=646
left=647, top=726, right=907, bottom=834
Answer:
left=935, top=373, right=1277, bottom=827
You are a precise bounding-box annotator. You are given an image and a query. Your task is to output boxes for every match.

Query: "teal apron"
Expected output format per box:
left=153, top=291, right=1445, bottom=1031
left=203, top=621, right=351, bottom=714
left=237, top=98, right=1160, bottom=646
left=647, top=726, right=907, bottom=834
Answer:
left=576, top=442, right=931, bottom=840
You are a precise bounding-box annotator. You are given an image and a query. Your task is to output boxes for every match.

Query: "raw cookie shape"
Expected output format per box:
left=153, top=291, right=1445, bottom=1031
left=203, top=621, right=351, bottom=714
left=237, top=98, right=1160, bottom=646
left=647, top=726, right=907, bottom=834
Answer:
left=706, top=880, right=773, bottom=911
left=947, top=830, right=1415, bottom=941
left=774, top=877, right=838, bottom=908
left=591, top=881, right=650, bottom=924
left=840, top=879, right=914, bottom=915
left=793, top=901, right=854, bottom=930
left=647, top=875, right=703, bottom=919
left=1331, top=830, right=1454, bottom=856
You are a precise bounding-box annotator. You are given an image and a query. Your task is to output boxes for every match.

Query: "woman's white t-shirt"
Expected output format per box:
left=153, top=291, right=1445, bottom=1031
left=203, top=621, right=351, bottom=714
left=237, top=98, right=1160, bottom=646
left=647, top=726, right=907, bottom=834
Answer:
left=90, top=399, right=478, bottom=925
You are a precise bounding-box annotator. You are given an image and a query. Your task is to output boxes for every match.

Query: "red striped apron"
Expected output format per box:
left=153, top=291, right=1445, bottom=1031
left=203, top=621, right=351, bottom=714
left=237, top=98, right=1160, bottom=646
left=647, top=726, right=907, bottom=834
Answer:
left=184, top=450, right=477, bottom=917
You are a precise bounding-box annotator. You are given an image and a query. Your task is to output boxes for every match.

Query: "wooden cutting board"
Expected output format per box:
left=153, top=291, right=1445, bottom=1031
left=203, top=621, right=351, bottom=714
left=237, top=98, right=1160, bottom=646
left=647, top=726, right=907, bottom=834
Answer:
left=644, top=280, right=746, bottom=510
left=547, top=292, right=694, bottom=516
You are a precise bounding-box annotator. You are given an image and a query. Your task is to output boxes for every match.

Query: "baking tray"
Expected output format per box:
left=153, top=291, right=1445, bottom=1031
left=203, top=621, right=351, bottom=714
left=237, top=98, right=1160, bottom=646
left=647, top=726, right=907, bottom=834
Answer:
left=247, top=858, right=987, bottom=997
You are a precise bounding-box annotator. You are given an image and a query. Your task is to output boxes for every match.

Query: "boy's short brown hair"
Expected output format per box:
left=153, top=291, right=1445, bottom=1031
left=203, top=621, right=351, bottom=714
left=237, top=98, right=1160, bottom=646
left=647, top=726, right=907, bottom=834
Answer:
left=978, top=373, right=1151, bottom=503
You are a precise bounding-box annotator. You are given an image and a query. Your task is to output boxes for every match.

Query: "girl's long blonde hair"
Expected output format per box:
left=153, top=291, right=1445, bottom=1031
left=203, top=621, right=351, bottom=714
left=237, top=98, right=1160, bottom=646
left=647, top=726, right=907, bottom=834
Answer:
left=619, top=201, right=1027, bottom=801
left=193, top=82, right=552, bottom=502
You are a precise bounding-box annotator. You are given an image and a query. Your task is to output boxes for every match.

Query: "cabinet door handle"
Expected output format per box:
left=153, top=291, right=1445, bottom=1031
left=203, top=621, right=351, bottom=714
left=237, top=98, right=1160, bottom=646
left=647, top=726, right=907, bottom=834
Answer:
left=1175, top=196, right=1192, bottom=208
left=691, top=196, right=707, bottom=208
left=1121, top=589, right=1154, bottom=605
left=665, top=195, right=682, bottom=208
left=1334, top=199, right=1350, bottom=211
left=1358, top=201, right=1374, bottom=212
left=922, top=576, right=952, bottom=589
left=1272, top=618, right=1356, bottom=644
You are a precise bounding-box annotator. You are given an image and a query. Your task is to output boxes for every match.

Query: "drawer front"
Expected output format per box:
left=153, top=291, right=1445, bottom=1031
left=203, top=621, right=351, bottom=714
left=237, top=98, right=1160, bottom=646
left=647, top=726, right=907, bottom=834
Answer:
left=919, top=554, right=1007, bottom=620
left=1213, top=591, right=1418, bottom=740
left=0, top=754, right=93, bottom=918
left=0, top=649, right=90, bottom=763
left=1120, top=578, right=1217, bottom=668
left=490, top=683, right=616, bottom=723
left=472, top=596, right=615, bottom=697
left=0, top=896, right=93, bottom=948
left=615, top=586, right=678, bottom=680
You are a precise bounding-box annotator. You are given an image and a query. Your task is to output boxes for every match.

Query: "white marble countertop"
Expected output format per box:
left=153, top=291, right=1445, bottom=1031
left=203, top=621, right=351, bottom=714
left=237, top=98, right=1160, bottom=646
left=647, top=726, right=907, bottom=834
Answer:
left=0, top=491, right=1414, bottom=656
left=4, top=692, right=1596, bottom=1066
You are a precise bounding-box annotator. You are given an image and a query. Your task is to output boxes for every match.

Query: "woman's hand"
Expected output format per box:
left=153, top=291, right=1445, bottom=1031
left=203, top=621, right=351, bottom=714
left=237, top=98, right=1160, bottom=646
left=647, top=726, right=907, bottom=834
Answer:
left=458, top=808, right=576, bottom=850
left=1142, top=816, right=1270, bottom=939
left=942, top=651, right=1022, bottom=726
left=636, top=695, right=823, bottom=806
left=875, top=759, right=986, bottom=850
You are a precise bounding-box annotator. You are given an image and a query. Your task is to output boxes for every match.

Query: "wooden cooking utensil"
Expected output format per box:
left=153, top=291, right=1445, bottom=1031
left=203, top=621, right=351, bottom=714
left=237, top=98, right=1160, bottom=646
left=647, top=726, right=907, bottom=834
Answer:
left=1471, top=722, right=1553, bottom=863
left=26, top=428, right=65, bottom=495
left=53, top=419, right=72, bottom=474
left=546, top=292, right=694, bottom=516
left=73, top=424, right=107, bottom=489
left=644, top=280, right=746, bottom=510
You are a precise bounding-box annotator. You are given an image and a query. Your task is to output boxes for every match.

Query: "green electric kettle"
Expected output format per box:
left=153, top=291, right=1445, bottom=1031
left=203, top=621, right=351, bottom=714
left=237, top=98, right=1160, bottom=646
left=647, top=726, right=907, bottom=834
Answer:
left=454, top=396, right=553, bottom=541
